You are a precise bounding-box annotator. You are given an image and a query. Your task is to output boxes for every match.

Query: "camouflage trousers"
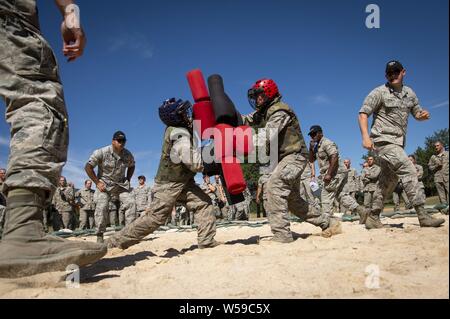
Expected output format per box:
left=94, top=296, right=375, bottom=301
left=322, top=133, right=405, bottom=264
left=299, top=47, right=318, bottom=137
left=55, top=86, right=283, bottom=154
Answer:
left=364, top=191, right=376, bottom=209
left=393, top=190, right=412, bottom=212
left=0, top=14, right=68, bottom=199
left=94, top=187, right=136, bottom=235
left=266, top=153, right=331, bottom=242
left=108, top=179, right=216, bottom=248
left=234, top=202, right=249, bottom=221
left=299, top=178, right=321, bottom=212
left=222, top=204, right=236, bottom=221
left=0, top=205, right=5, bottom=233
left=372, top=143, right=425, bottom=212
left=435, top=179, right=449, bottom=204
left=57, top=210, right=73, bottom=230
left=321, top=173, right=359, bottom=215
left=79, top=209, right=95, bottom=230
left=340, top=192, right=357, bottom=214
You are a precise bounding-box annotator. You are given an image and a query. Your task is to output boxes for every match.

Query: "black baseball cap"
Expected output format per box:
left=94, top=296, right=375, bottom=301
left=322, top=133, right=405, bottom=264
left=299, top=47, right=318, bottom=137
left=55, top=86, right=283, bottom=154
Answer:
left=113, top=131, right=127, bottom=142
left=308, top=125, right=323, bottom=136
left=385, top=60, right=404, bottom=74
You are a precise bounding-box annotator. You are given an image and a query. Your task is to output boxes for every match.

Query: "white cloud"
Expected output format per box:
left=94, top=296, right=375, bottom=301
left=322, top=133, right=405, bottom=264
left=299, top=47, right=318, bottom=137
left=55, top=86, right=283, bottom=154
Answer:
left=108, top=32, right=154, bottom=60
left=0, top=135, right=9, bottom=146
left=310, top=94, right=332, bottom=105
left=431, top=100, right=449, bottom=109
left=62, top=158, right=89, bottom=190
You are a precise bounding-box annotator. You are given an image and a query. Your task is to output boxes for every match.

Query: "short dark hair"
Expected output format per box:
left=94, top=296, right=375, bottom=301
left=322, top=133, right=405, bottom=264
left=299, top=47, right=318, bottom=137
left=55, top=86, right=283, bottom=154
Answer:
left=138, top=175, right=146, bottom=181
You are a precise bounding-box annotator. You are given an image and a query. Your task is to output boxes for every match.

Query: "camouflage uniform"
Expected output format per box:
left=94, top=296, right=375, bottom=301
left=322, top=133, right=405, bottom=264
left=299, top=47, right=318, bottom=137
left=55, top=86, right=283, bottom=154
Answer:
left=360, top=84, right=438, bottom=222
left=428, top=151, right=449, bottom=204
left=132, top=184, right=152, bottom=217
left=313, top=137, right=360, bottom=215
left=52, top=185, right=75, bottom=229
left=0, top=178, right=5, bottom=235
left=340, top=167, right=359, bottom=214
left=75, top=187, right=96, bottom=229
left=257, top=173, right=271, bottom=217
left=108, top=196, right=118, bottom=227
left=392, top=182, right=412, bottom=212
left=200, top=182, right=221, bottom=219
left=0, top=1, right=68, bottom=198
left=234, top=188, right=251, bottom=221
left=243, top=98, right=335, bottom=242
left=298, top=164, right=321, bottom=212
left=107, top=126, right=217, bottom=249
left=362, top=164, right=381, bottom=209
left=215, top=178, right=235, bottom=221
left=0, top=1, right=107, bottom=278
left=87, top=145, right=137, bottom=236
left=415, top=163, right=426, bottom=204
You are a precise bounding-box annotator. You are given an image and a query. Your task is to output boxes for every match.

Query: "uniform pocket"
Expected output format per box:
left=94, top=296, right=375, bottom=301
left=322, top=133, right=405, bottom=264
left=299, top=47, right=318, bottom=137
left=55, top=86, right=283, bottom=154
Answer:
left=280, top=163, right=302, bottom=182
left=5, top=21, right=42, bottom=76
left=38, top=34, right=60, bottom=81
left=42, top=106, right=68, bottom=162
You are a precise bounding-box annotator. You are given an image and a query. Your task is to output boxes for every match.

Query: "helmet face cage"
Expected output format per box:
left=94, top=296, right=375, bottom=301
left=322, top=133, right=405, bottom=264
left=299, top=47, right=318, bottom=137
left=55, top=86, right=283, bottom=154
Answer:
left=176, top=100, right=193, bottom=127
left=159, top=98, right=193, bottom=128
left=248, top=79, right=279, bottom=110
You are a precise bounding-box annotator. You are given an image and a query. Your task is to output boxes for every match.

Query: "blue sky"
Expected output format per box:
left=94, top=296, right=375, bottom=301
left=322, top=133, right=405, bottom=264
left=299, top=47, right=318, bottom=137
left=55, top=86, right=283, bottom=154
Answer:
left=0, top=0, right=448, bottom=188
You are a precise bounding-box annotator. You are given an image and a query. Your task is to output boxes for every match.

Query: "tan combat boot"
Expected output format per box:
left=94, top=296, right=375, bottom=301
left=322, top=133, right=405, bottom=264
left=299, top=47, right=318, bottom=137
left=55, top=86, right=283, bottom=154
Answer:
left=416, top=206, right=445, bottom=228
left=0, top=188, right=107, bottom=278
left=322, top=217, right=342, bottom=238
left=356, top=206, right=369, bottom=225
left=198, top=239, right=223, bottom=249
left=365, top=209, right=386, bottom=229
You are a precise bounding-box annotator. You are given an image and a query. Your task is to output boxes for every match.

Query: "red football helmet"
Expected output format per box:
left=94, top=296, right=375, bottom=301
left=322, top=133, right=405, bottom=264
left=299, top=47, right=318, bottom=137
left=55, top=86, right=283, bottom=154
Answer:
left=247, top=78, right=280, bottom=110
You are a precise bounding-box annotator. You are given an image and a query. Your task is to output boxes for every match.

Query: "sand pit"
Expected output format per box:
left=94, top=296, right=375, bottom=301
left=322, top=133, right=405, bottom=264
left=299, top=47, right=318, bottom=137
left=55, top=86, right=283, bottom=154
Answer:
left=0, top=214, right=448, bottom=299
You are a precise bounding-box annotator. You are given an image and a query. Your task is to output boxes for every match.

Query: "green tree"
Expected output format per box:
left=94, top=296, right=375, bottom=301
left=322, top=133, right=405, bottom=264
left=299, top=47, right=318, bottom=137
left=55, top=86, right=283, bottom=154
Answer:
left=414, top=128, right=449, bottom=196
left=362, top=150, right=376, bottom=162
left=241, top=163, right=260, bottom=215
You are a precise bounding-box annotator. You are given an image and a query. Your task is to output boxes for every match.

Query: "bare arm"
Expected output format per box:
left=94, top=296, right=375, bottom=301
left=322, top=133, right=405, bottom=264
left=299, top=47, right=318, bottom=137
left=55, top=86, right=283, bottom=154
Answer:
left=85, top=163, right=106, bottom=192
left=256, top=185, right=262, bottom=204
left=309, top=161, right=316, bottom=180
left=327, top=154, right=339, bottom=180
left=358, top=113, right=374, bottom=151
left=54, top=0, right=86, bottom=62
left=309, top=142, right=316, bottom=166
left=126, top=166, right=135, bottom=183
left=54, top=0, right=75, bottom=16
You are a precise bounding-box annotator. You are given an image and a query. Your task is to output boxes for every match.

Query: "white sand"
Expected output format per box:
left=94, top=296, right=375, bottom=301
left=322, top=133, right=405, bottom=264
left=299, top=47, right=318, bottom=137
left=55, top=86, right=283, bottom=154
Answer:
left=0, top=215, right=448, bottom=299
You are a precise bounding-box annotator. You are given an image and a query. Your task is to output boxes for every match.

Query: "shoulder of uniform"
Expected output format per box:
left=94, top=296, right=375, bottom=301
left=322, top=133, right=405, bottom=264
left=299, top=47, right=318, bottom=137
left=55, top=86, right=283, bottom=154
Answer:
left=99, top=145, right=112, bottom=155
left=267, top=101, right=292, bottom=115
left=169, top=126, right=191, bottom=139
left=321, top=137, right=336, bottom=148
left=123, top=148, right=134, bottom=157
left=368, top=84, right=387, bottom=95
left=403, top=85, right=416, bottom=94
